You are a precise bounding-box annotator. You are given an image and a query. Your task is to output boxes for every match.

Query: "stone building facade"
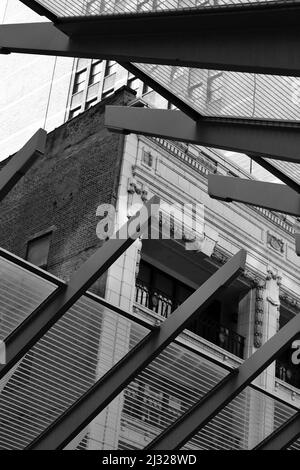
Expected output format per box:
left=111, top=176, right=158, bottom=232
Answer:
left=0, top=86, right=299, bottom=450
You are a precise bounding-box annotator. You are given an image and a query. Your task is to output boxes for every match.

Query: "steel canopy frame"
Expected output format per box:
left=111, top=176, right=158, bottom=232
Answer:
left=26, top=249, right=246, bottom=450
left=0, top=196, right=159, bottom=382
left=207, top=175, right=300, bottom=217
left=146, top=305, right=300, bottom=450
left=254, top=411, right=300, bottom=450
left=18, top=0, right=57, bottom=21
left=2, top=8, right=300, bottom=76
left=105, top=107, right=300, bottom=164
left=0, top=129, right=46, bottom=202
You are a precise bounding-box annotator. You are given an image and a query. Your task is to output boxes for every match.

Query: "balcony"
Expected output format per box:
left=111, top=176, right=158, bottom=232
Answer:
left=135, top=279, right=245, bottom=359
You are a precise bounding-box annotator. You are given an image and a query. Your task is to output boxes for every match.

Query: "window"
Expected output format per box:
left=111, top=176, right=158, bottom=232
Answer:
left=103, top=61, right=118, bottom=95
left=26, top=233, right=51, bottom=270
left=69, top=107, right=81, bottom=119
left=135, top=261, right=245, bottom=358
left=104, top=60, right=117, bottom=78
left=142, top=83, right=152, bottom=95
left=85, top=98, right=98, bottom=110
left=89, top=60, right=102, bottom=86
left=73, top=69, right=87, bottom=94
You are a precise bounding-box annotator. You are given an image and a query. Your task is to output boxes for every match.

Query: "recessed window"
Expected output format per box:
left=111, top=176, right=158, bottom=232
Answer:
left=73, top=69, right=87, bottom=94
left=89, top=60, right=102, bottom=86
left=104, top=60, right=117, bottom=78
left=26, top=233, right=52, bottom=270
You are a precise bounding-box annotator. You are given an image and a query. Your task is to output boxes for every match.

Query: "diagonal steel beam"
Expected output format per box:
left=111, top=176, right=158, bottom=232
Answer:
left=0, top=129, right=46, bottom=202
left=254, top=411, right=300, bottom=450
left=27, top=249, right=246, bottom=450
left=208, top=174, right=300, bottom=217
left=0, top=196, right=159, bottom=382
left=295, top=234, right=300, bottom=256
left=120, top=62, right=201, bottom=121
left=249, top=155, right=300, bottom=194
left=2, top=11, right=300, bottom=76
left=146, top=303, right=300, bottom=450
left=18, top=0, right=58, bottom=21
left=105, top=106, right=300, bottom=164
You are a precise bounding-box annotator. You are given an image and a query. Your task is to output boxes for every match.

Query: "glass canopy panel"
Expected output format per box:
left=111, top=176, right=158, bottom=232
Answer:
left=182, top=381, right=298, bottom=450
left=0, top=257, right=58, bottom=342
left=26, top=0, right=292, bottom=18
left=65, top=340, right=229, bottom=450
left=265, top=159, right=300, bottom=187
left=135, top=64, right=300, bottom=121
left=0, top=294, right=149, bottom=449
left=288, top=437, right=300, bottom=450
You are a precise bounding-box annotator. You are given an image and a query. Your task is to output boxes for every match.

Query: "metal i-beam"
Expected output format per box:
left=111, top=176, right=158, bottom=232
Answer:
left=0, top=129, right=46, bottom=202
left=249, top=155, right=300, bottom=194
left=18, top=1, right=57, bottom=21
left=105, top=107, right=300, bottom=164
left=27, top=249, right=246, bottom=450
left=0, top=196, right=158, bottom=382
left=254, top=412, right=300, bottom=450
left=146, top=304, right=300, bottom=450
left=208, top=174, right=300, bottom=217
left=295, top=234, right=300, bottom=256
left=3, top=11, right=300, bottom=76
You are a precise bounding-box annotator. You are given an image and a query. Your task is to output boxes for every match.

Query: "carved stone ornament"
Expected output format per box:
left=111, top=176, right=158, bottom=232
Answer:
left=267, top=232, right=285, bottom=254
left=254, top=280, right=266, bottom=349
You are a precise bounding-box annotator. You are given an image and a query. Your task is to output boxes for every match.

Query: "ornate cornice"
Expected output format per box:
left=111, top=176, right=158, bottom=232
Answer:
left=279, top=289, right=300, bottom=312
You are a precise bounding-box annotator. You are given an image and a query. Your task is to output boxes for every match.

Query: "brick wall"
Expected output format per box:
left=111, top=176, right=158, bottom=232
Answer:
left=0, top=86, right=136, bottom=294
left=0, top=87, right=138, bottom=449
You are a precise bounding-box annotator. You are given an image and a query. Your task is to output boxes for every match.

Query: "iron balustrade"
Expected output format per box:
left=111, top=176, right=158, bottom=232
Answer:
left=135, top=279, right=245, bottom=358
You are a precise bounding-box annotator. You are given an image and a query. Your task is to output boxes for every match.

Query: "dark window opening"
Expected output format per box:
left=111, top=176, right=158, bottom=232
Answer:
left=73, top=69, right=87, bottom=94
left=135, top=260, right=245, bottom=358
left=26, top=233, right=51, bottom=270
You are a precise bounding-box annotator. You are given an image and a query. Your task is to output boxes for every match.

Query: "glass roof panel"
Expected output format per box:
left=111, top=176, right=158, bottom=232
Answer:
left=29, top=0, right=294, bottom=18
left=135, top=64, right=300, bottom=121
left=134, top=63, right=300, bottom=187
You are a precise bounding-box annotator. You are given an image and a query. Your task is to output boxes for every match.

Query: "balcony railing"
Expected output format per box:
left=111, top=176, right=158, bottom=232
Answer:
left=276, top=361, right=300, bottom=389
left=135, top=279, right=245, bottom=359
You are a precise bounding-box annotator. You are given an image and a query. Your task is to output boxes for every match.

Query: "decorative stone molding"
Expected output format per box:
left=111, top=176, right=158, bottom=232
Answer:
left=279, top=289, right=300, bottom=312
left=254, top=280, right=266, bottom=349
left=266, top=269, right=282, bottom=286
left=211, top=248, right=230, bottom=266
left=267, top=232, right=285, bottom=254
left=241, top=268, right=266, bottom=288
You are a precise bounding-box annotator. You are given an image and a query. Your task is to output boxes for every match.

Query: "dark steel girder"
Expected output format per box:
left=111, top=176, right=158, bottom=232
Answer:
left=18, top=0, right=57, bottom=21
left=27, top=250, right=246, bottom=450
left=147, top=304, right=300, bottom=450
left=254, top=411, right=300, bottom=450
left=2, top=15, right=300, bottom=75
left=0, top=196, right=159, bottom=382
left=105, top=107, right=300, bottom=164
left=55, top=3, right=300, bottom=37
left=208, top=175, right=300, bottom=217
left=295, top=233, right=300, bottom=256
left=0, top=129, right=46, bottom=202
